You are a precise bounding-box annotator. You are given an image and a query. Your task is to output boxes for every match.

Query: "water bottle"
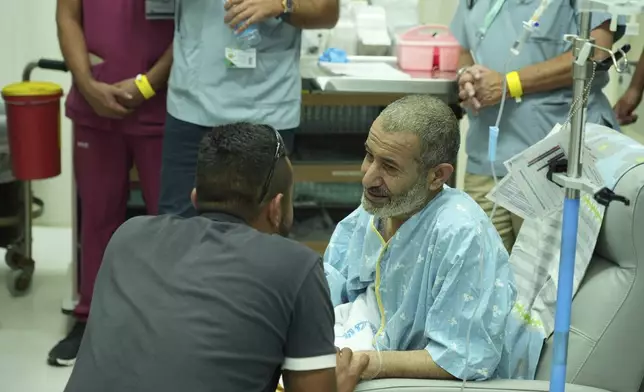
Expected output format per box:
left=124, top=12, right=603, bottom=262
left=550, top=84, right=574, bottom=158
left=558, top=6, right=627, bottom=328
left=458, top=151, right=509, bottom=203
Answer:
left=235, top=24, right=262, bottom=49
left=224, top=0, right=262, bottom=49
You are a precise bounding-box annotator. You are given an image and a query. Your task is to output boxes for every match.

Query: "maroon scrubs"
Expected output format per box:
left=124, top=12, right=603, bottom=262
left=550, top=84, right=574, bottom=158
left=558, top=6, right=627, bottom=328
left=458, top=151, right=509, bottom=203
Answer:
left=65, top=0, right=174, bottom=320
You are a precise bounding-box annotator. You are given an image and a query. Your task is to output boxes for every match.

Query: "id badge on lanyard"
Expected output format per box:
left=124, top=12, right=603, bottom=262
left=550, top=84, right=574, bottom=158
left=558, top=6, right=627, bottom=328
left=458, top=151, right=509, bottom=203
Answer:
left=146, top=0, right=175, bottom=20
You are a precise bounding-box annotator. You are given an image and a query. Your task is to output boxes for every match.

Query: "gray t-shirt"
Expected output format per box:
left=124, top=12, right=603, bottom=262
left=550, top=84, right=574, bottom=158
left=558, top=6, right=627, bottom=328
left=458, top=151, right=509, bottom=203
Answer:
left=64, top=212, right=336, bottom=392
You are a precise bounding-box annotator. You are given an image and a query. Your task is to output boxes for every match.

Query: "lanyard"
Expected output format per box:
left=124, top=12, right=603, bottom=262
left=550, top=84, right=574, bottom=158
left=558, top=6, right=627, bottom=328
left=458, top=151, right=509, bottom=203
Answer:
left=477, top=0, right=507, bottom=38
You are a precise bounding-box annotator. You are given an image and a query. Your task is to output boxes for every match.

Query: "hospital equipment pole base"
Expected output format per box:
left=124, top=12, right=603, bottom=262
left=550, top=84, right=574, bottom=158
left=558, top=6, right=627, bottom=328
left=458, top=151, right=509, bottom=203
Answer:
left=4, top=180, right=40, bottom=296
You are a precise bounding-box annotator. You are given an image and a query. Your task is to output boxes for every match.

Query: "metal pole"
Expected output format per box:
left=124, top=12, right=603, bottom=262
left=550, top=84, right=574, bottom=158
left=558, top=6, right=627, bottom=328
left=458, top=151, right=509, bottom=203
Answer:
left=566, top=11, right=593, bottom=198
left=23, top=180, right=33, bottom=260
left=549, top=10, right=593, bottom=392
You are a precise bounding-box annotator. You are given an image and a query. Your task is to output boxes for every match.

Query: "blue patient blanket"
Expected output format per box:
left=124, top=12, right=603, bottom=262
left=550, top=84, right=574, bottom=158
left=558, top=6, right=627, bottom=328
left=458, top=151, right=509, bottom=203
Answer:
left=324, top=187, right=525, bottom=380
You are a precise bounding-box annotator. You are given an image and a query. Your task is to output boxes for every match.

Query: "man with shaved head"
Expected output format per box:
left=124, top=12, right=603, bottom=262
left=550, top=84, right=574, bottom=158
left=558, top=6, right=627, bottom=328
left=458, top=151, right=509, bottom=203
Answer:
left=64, top=123, right=367, bottom=392
left=326, top=95, right=532, bottom=383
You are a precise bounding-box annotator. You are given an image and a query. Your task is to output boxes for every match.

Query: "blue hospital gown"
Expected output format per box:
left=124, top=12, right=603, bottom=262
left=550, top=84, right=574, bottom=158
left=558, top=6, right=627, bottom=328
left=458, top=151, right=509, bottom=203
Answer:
left=324, top=187, right=517, bottom=380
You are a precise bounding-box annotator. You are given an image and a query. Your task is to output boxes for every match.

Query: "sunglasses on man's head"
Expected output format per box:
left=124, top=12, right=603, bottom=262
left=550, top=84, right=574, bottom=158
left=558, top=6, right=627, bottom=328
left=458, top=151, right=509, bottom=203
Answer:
left=257, top=128, right=285, bottom=203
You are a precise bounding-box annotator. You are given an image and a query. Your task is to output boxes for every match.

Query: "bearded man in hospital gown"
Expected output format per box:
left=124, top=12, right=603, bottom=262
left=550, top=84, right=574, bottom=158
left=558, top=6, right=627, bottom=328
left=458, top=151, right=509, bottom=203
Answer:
left=324, top=95, right=518, bottom=381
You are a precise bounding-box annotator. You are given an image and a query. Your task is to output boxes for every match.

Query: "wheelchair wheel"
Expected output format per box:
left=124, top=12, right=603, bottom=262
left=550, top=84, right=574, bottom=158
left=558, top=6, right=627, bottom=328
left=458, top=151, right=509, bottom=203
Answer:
left=5, top=242, right=34, bottom=296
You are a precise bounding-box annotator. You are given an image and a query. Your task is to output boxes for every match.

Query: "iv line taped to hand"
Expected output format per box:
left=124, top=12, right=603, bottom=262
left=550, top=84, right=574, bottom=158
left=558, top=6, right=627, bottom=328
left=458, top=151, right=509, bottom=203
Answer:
left=368, top=225, right=486, bottom=388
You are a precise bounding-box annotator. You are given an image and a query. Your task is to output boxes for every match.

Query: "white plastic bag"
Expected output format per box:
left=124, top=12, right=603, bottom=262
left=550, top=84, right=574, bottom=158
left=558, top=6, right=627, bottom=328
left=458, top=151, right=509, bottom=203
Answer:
left=334, top=286, right=381, bottom=351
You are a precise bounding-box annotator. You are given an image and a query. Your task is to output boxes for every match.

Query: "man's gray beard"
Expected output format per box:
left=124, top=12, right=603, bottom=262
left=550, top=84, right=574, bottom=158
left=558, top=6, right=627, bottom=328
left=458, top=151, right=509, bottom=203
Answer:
left=361, top=178, right=430, bottom=219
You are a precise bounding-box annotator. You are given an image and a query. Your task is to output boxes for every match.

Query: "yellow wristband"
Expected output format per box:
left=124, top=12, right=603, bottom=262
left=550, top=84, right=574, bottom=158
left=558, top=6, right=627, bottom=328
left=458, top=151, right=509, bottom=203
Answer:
left=506, top=71, right=524, bottom=102
left=134, top=74, right=156, bottom=100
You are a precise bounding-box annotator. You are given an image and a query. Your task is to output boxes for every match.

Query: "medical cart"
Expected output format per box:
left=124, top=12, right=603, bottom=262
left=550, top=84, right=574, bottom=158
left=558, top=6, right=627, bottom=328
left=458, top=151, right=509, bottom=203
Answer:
left=2, top=59, right=69, bottom=296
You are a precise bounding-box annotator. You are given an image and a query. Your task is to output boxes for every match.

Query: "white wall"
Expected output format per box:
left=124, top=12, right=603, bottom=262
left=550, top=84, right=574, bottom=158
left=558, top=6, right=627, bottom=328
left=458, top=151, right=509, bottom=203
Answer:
left=1, top=1, right=643, bottom=226
left=0, top=0, right=73, bottom=227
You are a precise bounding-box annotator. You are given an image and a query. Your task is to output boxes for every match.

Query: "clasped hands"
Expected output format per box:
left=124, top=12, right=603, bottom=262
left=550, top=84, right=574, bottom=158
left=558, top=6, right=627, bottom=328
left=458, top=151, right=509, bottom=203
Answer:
left=458, top=65, right=507, bottom=114
left=78, top=77, right=146, bottom=120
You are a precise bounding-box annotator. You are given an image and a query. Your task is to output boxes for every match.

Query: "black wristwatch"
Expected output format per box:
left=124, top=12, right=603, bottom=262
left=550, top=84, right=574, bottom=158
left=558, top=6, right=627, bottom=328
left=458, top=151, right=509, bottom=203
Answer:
left=282, top=0, right=294, bottom=13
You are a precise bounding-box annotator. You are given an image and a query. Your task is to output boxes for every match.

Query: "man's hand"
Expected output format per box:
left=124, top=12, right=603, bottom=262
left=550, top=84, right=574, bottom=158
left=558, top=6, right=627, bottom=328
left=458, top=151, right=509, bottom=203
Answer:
left=614, top=86, right=643, bottom=125
left=78, top=79, right=133, bottom=119
left=113, top=78, right=146, bottom=110
left=459, top=65, right=507, bottom=113
left=458, top=67, right=481, bottom=113
left=336, top=348, right=370, bottom=392
left=223, top=0, right=283, bottom=34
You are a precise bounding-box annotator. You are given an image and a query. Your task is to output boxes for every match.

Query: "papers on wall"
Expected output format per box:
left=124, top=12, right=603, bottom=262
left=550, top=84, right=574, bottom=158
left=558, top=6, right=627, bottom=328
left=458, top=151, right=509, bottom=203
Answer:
left=488, top=122, right=644, bottom=336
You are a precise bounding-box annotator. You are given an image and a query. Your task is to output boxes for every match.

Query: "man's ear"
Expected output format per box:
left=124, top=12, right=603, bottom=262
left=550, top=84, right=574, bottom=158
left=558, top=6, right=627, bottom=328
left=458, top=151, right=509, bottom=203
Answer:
left=267, top=193, right=284, bottom=229
left=427, top=163, right=454, bottom=191
left=190, top=188, right=198, bottom=209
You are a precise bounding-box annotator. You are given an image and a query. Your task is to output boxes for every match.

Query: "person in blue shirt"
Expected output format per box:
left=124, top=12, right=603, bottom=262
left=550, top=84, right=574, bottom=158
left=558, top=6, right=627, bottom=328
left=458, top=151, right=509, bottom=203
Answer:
left=324, top=95, right=524, bottom=381
left=158, top=0, right=339, bottom=218
left=450, top=0, right=623, bottom=252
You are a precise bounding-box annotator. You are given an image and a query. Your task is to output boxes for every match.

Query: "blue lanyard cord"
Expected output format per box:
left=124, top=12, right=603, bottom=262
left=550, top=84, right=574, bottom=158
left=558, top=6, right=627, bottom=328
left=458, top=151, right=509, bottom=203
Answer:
left=478, top=0, right=508, bottom=37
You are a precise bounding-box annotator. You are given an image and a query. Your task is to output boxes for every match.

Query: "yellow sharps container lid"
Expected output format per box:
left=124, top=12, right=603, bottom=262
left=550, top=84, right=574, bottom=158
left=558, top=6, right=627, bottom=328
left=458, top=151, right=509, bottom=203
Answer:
left=2, top=81, right=63, bottom=97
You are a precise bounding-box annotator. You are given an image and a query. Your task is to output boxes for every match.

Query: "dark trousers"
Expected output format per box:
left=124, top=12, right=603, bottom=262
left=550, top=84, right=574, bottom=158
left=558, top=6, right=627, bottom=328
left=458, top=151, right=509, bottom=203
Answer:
left=158, top=114, right=295, bottom=218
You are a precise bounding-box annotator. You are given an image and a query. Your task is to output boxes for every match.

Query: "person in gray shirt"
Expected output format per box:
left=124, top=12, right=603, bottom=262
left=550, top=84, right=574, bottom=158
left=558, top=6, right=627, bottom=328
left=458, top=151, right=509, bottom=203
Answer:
left=158, top=0, right=340, bottom=218
left=63, top=123, right=367, bottom=392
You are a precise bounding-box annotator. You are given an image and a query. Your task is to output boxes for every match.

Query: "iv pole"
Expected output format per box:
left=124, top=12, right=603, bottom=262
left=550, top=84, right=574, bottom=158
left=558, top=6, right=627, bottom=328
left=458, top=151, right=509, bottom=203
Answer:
left=549, top=11, right=592, bottom=392
left=548, top=3, right=635, bottom=392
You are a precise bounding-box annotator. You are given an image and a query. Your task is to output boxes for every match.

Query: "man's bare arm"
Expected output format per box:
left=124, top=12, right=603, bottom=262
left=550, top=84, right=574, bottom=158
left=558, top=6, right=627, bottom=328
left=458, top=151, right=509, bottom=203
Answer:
left=628, top=49, right=644, bottom=93
left=146, top=45, right=174, bottom=91
left=286, top=0, right=339, bottom=29
left=517, top=22, right=614, bottom=95
left=56, top=0, right=92, bottom=90
left=364, top=351, right=457, bottom=380
left=283, top=368, right=338, bottom=392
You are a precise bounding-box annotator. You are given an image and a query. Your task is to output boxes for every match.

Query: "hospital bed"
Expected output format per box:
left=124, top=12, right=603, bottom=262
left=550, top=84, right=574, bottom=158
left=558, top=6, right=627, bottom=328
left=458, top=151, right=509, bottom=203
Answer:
left=355, top=161, right=644, bottom=392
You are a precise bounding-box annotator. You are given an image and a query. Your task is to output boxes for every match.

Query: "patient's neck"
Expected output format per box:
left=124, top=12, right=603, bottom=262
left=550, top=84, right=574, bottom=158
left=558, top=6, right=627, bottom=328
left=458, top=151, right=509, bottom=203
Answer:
left=250, top=217, right=276, bottom=235
left=382, top=217, right=406, bottom=242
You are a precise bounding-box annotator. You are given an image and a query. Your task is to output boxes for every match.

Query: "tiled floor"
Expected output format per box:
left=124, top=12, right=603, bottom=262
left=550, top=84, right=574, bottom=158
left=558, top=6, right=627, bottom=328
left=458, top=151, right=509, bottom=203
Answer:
left=0, top=226, right=75, bottom=392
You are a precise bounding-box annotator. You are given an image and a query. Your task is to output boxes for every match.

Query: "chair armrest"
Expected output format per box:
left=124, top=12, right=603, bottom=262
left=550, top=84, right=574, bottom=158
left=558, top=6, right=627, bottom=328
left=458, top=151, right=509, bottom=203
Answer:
left=356, top=379, right=613, bottom=392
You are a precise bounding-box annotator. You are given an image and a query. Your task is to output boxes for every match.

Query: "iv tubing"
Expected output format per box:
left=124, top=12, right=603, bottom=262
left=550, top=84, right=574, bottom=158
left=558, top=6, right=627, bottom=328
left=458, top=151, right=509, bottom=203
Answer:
left=460, top=223, right=487, bottom=392
left=530, top=0, right=551, bottom=22
left=488, top=0, right=553, bottom=221
left=487, top=58, right=511, bottom=222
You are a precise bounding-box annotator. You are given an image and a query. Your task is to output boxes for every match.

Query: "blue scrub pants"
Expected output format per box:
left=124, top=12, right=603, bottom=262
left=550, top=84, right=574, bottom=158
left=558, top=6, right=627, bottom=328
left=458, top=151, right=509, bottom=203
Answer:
left=158, top=113, right=295, bottom=218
